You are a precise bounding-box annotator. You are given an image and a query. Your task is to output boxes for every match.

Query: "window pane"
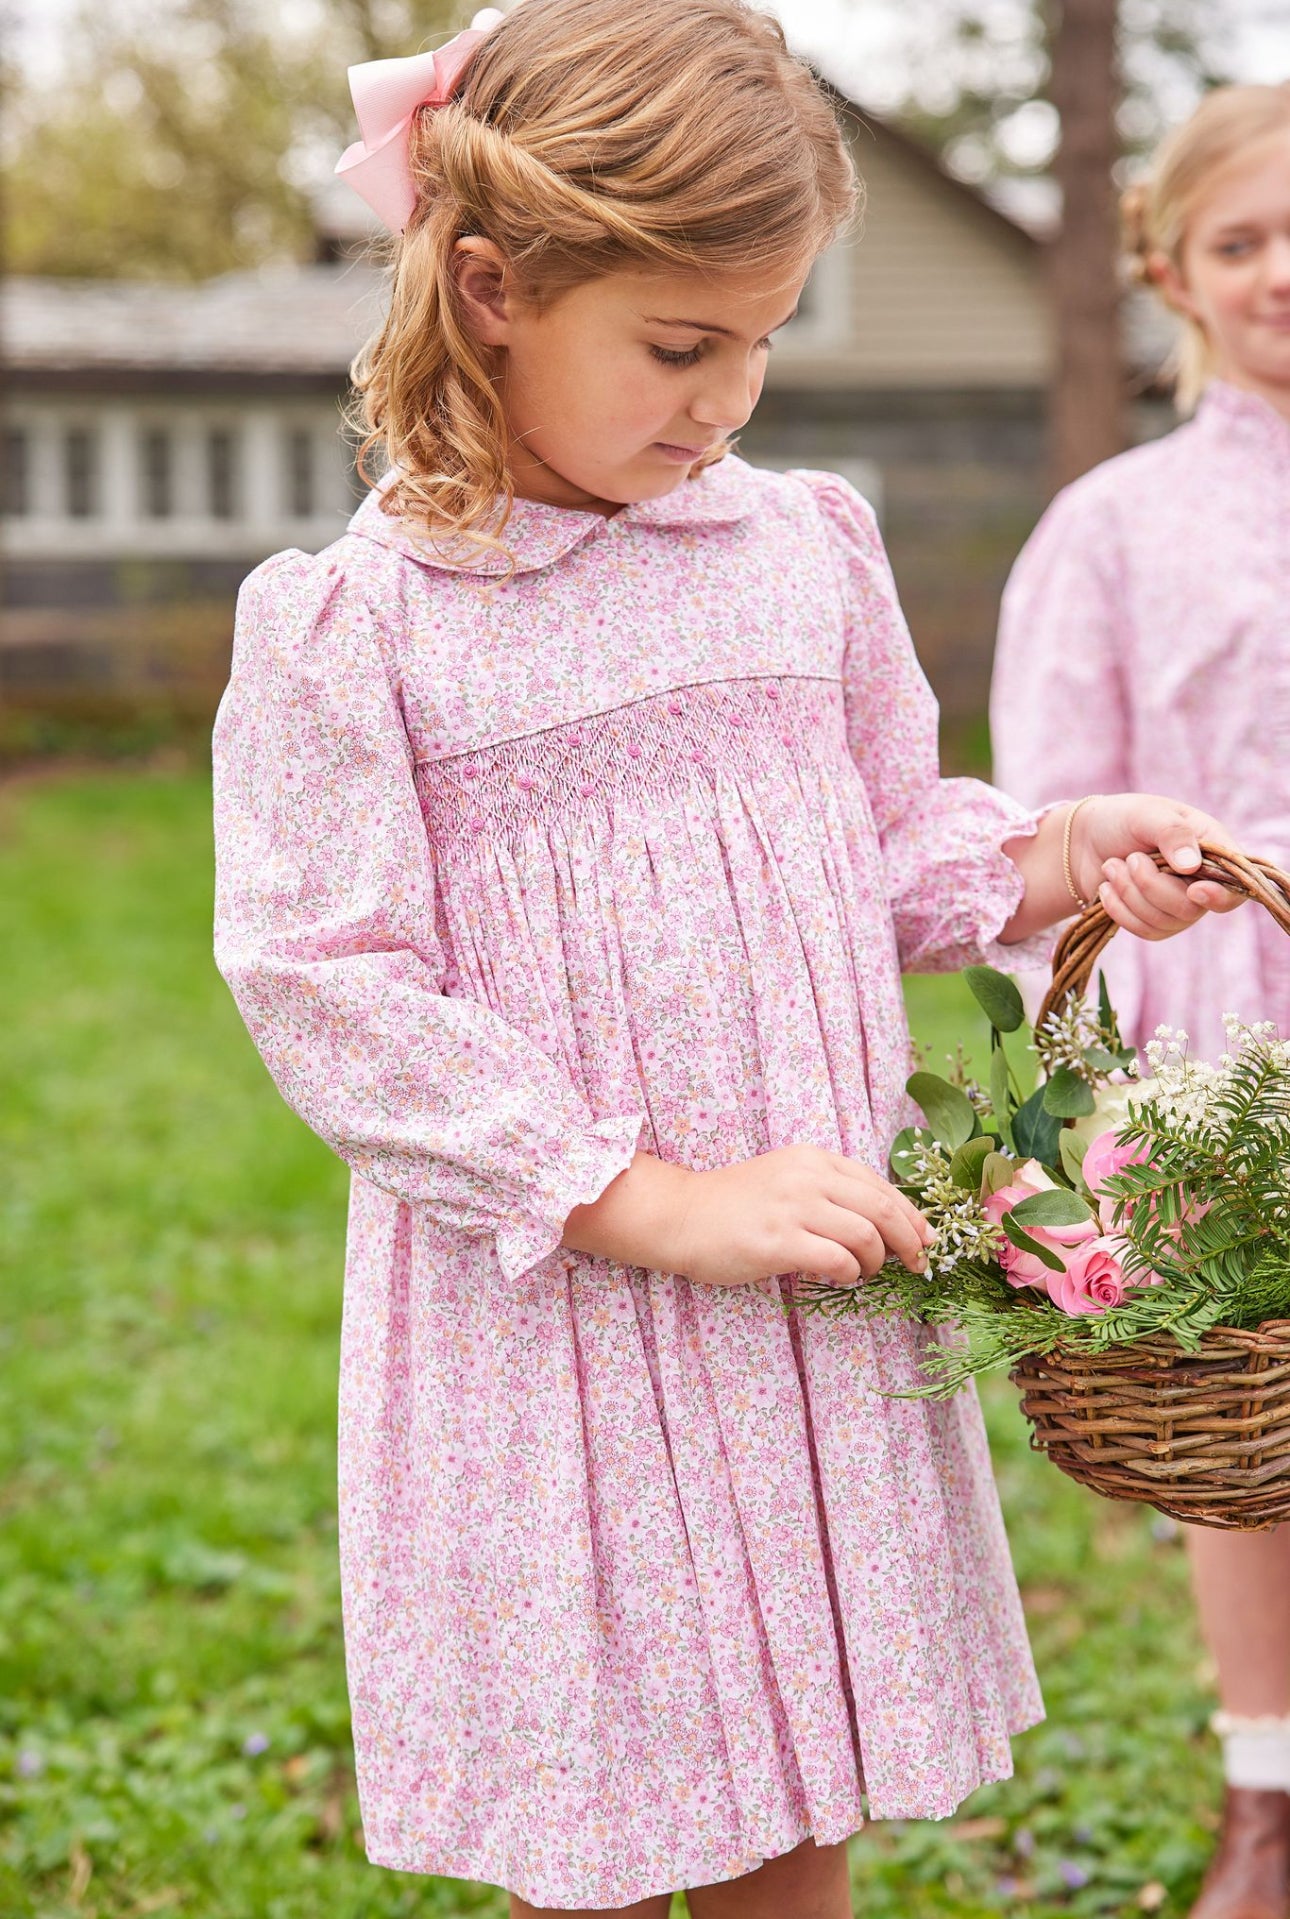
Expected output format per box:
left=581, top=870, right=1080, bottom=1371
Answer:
left=207, top=428, right=240, bottom=520
left=65, top=427, right=99, bottom=518
left=2, top=428, right=29, bottom=516
left=140, top=428, right=173, bottom=519
left=285, top=428, right=315, bottom=519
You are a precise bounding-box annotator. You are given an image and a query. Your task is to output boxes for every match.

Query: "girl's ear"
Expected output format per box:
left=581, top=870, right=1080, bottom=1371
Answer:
left=1148, top=248, right=1199, bottom=322
left=453, top=238, right=515, bottom=347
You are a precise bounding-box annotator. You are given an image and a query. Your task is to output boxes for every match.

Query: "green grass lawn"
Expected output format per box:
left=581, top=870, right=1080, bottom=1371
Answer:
left=1, top=768, right=1222, bottom=1918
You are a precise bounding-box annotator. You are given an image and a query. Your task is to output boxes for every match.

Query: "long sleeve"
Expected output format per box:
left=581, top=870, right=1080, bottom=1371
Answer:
left=990, top=479, right=1132, bottom=809
left=802, top=471, right=1051, bottom=975
left=212, top=551, right=642, bottom=1282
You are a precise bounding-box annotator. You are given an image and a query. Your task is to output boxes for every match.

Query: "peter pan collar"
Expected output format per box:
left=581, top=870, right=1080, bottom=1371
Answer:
left=1197, top=379, right=1290, bottom=461
left=344, top=452, right=758, bottom=577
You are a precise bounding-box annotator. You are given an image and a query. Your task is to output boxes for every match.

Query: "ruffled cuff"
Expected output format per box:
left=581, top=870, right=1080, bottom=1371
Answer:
left=892, top=785, right=1058, bottom=975
left=494, top=1111, right=646, bottom=1283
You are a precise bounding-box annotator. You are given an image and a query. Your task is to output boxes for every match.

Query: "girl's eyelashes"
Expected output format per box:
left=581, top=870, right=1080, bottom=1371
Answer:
left=649, top=338, right=775, bottom=368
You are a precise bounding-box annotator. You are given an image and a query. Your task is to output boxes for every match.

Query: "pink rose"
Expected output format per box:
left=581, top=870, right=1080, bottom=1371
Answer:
left=1048, top=1235, right=1133, bottom=1316
left=983, top=1182, right=1097, bottom=1289
left=1081, top=1128, right=1150, bottom=1229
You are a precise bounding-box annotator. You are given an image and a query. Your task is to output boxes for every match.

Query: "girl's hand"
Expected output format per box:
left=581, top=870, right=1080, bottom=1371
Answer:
left=563, top=1147, right=933, bottom=1288
left=1071, top=794, right=1243, bottom=939
left=1002, top=792, right=1244, bottom=944
left=669, top=1146, right=933, bottom=1288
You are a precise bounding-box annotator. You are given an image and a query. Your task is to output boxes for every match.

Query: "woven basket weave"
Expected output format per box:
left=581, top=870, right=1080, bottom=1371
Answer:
left=1011, top=842, right=1290, bottom=1531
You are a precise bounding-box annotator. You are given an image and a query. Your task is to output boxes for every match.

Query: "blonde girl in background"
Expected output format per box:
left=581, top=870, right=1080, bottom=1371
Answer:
left=214, top=3, right=1244, bottom=1910
left=992, top=84, right=1290, bottom=1919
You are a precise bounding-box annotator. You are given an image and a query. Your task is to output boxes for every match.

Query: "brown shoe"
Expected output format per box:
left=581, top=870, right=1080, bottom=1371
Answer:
left=1191, top=1788, right=1290, bottom=1919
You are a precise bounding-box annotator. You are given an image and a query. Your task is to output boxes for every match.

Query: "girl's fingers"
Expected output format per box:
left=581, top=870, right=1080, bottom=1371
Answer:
left=833, top=1161, right=934, bottom=1248
left=1097, top=880, right=1138, bottom=937
left=815, top=1195, right=926, bottom=1275
left=1101, top=854, right=1199, bottom=939
left=1125, top=848, right=1204, bottom=921
left=794, top=1229, right=869, bottom=1288
left=1146, top=807, right=1204, bottom=875
left=1187, top=878, right=1243, bottom=914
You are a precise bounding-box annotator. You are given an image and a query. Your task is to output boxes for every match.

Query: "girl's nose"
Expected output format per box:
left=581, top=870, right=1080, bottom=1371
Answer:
left=1263, top=234, right=1290, bottom=292
left=689, top=358, right=757, bottom=435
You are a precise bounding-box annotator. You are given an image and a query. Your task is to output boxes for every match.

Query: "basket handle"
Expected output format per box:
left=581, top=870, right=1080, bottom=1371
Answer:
left=1036, top=841, right=1290, bottom=1034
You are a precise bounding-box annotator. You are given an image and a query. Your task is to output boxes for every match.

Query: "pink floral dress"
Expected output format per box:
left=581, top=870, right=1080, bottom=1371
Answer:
left=213, top=454, right=1046, bottom=1909
left=991, top=380, right=1290, bottom=1058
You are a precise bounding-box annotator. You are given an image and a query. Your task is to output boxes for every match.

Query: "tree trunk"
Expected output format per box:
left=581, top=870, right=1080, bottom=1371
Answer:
left=1047, top=0, right=1126, bottom=492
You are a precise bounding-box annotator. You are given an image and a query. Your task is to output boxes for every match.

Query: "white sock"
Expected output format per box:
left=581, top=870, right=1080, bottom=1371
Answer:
left=1214, top=1711, right=1290, bottom=1791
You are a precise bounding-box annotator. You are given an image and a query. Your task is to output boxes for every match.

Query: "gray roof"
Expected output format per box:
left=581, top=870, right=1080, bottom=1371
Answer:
left=3, top=173, right=1177, bottom=384
left=4, top=262, right=388, bottom=374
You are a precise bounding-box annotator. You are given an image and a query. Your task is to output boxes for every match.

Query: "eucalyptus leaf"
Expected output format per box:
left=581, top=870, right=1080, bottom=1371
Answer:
left=963, top=965, right=1025, bottom=1034
left=1013, top=1085, right=1063, bottom=1163
left=949, top=1136, right=993, bottom=1191
left=1042, top=1066, right=1097, bottom=1119
left=1059, top=1128, right=1090, bottom=1190
left=1000, top=1213, right=1068, bottom=1274
left=906, top=1072, right=977, bottom=1151
left=889, top=1125, right=933, bottom=1182
left=981, top=1151, right=1018, bottom=1197
left=1008, top=1187, right=1096, bottom=1228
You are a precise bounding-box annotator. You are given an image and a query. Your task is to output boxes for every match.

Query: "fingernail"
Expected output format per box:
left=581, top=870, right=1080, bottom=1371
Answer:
left=1175, top=845, right=1200, bottom=869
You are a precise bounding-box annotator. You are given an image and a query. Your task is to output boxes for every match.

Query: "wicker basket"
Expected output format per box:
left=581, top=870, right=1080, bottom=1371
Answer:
left=1011, top=842, right=1290, bottom=1532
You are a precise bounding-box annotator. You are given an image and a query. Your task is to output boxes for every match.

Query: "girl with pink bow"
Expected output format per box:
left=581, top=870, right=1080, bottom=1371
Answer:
left=213, top=2, right=1244, bottom=1911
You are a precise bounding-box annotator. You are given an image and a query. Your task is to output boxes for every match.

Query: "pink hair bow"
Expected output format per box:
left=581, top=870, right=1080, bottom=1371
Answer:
left=335, top=9, right=505, bottom=233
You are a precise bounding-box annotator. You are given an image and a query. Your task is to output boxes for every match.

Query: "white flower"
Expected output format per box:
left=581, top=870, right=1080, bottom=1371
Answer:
left=1133, top=1013, right=1287, bottom=1136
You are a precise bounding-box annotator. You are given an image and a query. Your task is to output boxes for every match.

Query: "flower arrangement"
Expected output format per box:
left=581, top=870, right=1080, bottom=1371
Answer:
left=806, top=966, right=1290, bottom=1398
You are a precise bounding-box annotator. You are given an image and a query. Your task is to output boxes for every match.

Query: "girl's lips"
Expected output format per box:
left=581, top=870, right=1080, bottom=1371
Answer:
left=653, top=440, right=713, bottom=463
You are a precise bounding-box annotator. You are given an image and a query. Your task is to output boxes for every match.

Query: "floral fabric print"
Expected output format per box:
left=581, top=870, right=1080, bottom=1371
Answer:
left=992, top=380, right=1290, bottom=1058
left=214, top=455, right=1047, bottom=1909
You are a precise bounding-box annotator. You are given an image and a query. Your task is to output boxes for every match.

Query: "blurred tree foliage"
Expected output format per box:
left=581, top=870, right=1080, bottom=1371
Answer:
left=4, top=0, right=1236, bottom=283
left=4, top=0, right=455, bottom=280
left=889, top=0, right=1232, bottom=193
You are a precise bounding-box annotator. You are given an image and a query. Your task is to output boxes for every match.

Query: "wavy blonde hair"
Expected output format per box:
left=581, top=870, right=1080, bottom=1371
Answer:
left=1122, top=83, right=1290, bottom=412
left=350, top=0, right=857, bottom=560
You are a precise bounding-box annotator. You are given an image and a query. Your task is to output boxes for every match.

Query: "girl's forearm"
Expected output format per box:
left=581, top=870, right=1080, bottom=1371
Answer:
left=999, top=807, right=1076, bottom=944
left=563, top=1151, right=697, bottom=1270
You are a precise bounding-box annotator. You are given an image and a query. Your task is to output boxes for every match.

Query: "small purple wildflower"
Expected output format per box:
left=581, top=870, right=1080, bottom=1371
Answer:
left=1013, top=1827, right=1035, bottom=1860
left=16, top=1749, right=43, bottom=1778
left=1059, top=1860, right=1091, bottom=1890
left=242, top=1731, right=270, bottom=1757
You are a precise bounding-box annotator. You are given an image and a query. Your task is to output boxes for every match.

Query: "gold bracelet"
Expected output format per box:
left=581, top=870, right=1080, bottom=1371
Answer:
left=1062, top=796, right=1100, bottom=910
